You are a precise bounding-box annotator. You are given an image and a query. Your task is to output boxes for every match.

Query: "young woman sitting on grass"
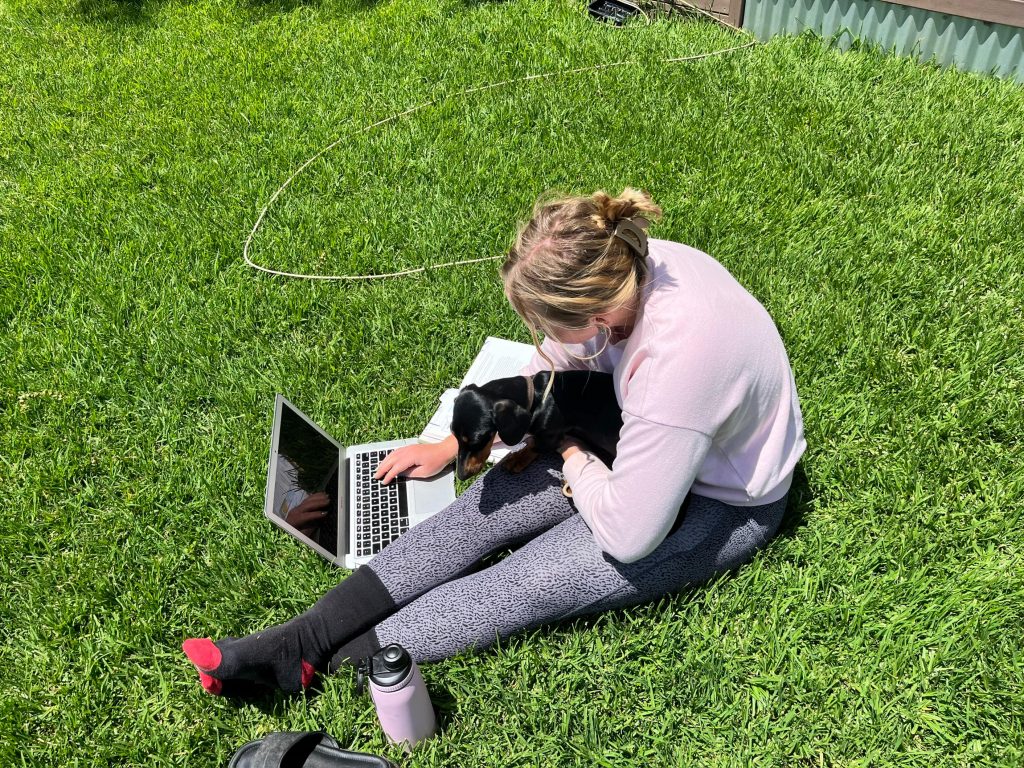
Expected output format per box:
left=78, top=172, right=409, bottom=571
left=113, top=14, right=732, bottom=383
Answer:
left=182, top=188, right=806, bottom=695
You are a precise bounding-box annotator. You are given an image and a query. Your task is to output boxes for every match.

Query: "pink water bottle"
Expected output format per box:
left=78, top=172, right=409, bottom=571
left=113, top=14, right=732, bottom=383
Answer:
left=360, top=644, right=437, bottom=751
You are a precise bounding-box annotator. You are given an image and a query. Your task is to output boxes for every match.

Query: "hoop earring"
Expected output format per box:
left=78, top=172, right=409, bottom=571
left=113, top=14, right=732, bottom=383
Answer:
left=593, top=323, right=612, bottom=357
left=558, top=323, right=611, bottom=362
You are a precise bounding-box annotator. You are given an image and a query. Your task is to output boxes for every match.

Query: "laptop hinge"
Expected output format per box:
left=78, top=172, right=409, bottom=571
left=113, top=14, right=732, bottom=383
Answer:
left=341, top=454, right=352, bottom=561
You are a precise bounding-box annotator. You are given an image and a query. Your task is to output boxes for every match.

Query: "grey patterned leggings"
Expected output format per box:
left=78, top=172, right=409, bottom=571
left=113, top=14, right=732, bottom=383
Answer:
left=349, top=454, right=787, bottom=663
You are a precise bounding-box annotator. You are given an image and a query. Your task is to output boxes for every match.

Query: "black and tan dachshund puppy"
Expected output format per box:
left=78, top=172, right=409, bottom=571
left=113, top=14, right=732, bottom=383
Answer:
left=450, top=370, right=623, bottom=481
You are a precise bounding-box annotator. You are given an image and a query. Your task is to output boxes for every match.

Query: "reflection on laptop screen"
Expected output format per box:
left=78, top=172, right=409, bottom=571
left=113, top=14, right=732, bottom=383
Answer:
left=274, top=405, right=341, bottom=556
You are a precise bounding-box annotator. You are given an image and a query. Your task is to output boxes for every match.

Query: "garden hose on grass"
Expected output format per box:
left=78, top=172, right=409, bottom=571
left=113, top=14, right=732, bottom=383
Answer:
left=242, top=2, right=759, bottom=281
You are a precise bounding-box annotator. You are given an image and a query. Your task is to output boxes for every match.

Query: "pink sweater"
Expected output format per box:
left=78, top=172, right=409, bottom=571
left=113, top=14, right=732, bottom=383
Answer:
left=520, top=239, right=806, bottom=563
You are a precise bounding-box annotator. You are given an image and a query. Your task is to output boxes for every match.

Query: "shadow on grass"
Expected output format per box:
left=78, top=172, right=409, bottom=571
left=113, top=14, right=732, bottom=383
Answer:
left=77, top=0, right=391, bottom=26
left=777, top=461, right=811, bottom=541
left=78, top=0, right=152, bottom=26
left=242, top=0, right=325, bottom=15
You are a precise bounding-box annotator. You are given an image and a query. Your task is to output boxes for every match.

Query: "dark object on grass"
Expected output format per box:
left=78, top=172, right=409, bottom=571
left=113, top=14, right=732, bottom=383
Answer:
left=228, top=732, right=396, bottom=768
left=588, top=0, right=642, bottom=25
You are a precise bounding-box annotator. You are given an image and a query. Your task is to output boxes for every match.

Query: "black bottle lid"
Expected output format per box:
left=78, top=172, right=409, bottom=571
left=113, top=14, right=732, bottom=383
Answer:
left=381, top=644, right=408, bottom=671
left=369, top=644, right=412, bottom=687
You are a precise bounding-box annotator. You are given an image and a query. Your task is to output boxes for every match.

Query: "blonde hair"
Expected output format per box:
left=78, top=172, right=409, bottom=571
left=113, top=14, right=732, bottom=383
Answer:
left=501, top=187, right=663, bottom=397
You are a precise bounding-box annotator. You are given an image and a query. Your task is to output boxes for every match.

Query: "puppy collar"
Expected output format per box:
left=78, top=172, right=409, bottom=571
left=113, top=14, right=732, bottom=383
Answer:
left=524, top=375, right=535, bottom=410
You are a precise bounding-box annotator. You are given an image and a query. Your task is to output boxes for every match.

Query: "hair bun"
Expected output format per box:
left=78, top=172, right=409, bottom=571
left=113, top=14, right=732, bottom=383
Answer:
left=591, top=188, right=663, bottom=230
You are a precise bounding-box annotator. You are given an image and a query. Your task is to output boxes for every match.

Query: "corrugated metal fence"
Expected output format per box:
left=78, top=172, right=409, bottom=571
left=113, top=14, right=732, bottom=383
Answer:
left=743, top=0, right=1024, bottom=82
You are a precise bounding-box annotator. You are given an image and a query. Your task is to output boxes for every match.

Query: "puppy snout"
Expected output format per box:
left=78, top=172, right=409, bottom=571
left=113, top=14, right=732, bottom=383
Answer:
left=457, top=449, right=489, bottom=481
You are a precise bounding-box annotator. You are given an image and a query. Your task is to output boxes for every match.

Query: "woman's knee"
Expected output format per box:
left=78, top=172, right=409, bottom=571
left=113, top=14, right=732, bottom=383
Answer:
left=708, top=496, right=787, bottom=572
left=368, top=458, right=573, bottom=592
left=489, top=516, right=627, bottom=607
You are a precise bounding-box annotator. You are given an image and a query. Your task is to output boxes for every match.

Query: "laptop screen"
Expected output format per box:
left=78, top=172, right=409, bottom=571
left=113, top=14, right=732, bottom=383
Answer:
left=272, top=403, right=341, bottom=556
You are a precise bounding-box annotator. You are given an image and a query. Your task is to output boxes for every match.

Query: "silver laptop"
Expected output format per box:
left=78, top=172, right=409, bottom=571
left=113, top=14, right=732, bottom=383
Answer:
left=264, top=394, right=456, bottom=569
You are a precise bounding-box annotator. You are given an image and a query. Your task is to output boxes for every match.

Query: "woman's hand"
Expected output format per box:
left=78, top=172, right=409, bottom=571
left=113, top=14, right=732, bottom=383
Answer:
left=559, top=436, right=588, bottom=462
left=375, top=437, right=456, bottom=484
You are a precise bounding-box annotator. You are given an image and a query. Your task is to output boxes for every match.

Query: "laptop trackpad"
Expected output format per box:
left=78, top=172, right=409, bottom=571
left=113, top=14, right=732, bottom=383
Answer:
left=408, top=465, right=456, bottom=525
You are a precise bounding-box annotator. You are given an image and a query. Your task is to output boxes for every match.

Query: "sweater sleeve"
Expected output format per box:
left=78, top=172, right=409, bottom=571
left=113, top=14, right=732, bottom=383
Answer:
left=561, top=413, right=713, bottom=563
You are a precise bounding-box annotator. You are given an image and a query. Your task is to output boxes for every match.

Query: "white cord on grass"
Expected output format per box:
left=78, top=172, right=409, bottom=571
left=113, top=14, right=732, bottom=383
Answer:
left=242, top=8, right=758, bottom=282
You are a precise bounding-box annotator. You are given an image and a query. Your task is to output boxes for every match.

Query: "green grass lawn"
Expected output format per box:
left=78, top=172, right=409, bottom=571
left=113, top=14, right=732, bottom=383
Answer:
left=2, top=0, right=1023, bottom=763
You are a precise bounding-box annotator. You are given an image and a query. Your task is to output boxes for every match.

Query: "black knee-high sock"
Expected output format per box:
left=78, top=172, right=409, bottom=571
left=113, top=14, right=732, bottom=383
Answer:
left=185, top=566, right=395, bottom=693
left=328, top=628, right=382, bottom=673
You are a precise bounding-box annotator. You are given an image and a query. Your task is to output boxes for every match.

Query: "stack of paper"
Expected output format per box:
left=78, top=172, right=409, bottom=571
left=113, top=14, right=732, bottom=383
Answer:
left=419, top=337, right=537, bottom=462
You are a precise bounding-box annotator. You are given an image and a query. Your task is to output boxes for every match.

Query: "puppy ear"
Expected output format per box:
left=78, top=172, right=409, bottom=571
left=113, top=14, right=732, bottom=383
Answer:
left=493, top=399, right=531, bottom=446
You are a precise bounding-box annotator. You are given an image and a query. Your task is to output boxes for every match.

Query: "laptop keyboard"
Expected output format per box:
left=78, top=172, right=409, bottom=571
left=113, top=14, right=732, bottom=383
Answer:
left=354, top=449, right=409, bottom=558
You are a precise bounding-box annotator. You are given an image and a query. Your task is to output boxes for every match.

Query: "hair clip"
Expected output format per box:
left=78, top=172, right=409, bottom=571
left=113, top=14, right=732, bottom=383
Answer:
left=612, top=218, right=648, bottom=256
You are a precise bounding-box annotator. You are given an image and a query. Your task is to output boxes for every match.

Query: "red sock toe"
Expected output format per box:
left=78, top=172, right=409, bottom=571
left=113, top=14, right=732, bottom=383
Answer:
left=198, top=671, right=224, bottom=696
left=301, top=660, right=316, bottom=688
left=182, top=638, right=222, bottom=673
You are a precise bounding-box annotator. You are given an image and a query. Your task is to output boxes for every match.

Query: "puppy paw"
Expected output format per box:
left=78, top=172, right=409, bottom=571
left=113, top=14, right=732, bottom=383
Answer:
left=500, top=447, right=537, bottom=474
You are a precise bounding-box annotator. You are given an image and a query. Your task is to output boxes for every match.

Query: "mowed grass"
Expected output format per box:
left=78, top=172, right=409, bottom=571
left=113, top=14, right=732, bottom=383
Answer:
left=1, top=0, right=1023, bottom=763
